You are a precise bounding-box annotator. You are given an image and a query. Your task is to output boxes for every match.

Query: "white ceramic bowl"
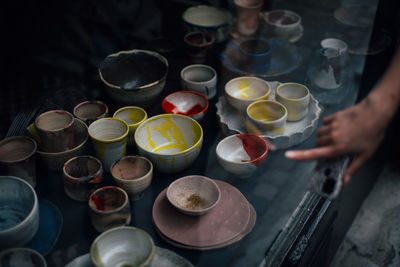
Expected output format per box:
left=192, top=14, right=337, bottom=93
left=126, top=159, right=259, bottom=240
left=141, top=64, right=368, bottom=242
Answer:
left=26, top=118, right=89, bottom=171
left=111, top=156, right=153, bottom=201
left=90, top=226, right=155, bottom=267
left=134, top=114, right=203, bottom=173
left=263, top=9, right=301, bottom=39
left=225, top=76, right=271, bottom=113
left=216, top=133, right=268, bottom=178
left=166, top=175, right=221, bottom=216
left=99, top=49, right=168, bottom=107
left=162, top=90, right=209, bottom=121
left=0, top=247, right=47, bottom=267
left=182, top=5, right=233, bottom=43
left=0, top=176, right=39, bottom=250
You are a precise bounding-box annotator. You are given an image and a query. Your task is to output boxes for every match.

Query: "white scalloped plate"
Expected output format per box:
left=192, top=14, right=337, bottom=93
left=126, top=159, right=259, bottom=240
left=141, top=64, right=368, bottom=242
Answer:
left=216, top=81, right=322, bottom=149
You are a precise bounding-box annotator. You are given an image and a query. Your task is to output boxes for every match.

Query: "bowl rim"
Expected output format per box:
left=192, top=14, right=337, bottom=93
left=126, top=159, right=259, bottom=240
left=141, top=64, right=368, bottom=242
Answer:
left=63, top=155, right=103, bottom=181
left=0, top=136, right=37, bottom=163
left=247, top=99, right=288, bottom=124
left=88, top=186, right=129, bottom=214
left=162, top=90, right=209, bottom=117
left=276, top=82, right=310, bottom=102
left=183, top=31, right=215, bottom=48
left=134, top=114, right=203, bottom=156
left=88, top=118, right=129, bottom=144
left=98, top=49, right=169, bottom=91
left=263, top=9, right=302, bottom=28
left=216, top=133, right=269, bottom=165
left=0, top=247, right=46, bottom=266
left=110, top=155, right=153, bottom=182
left=27, top=118, right=89, bottom=156
left=225, top=76, right=271, bottom=101
left=113, top=106, right=148, bottom=127
left=90, top=226, right=155, bottom=267
left=73, top=100, right=109, bottom=120
left=166, top=175, right=221, bottom=214
left=182, top=5, right=233, bottom=29
left=180, top=64, right=217, bottom=85
left=0, top=176, right=38, bottom=235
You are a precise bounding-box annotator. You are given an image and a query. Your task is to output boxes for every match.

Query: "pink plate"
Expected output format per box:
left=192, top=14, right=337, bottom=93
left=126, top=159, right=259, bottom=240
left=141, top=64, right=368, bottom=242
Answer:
left=152, top=180, right=250, bottom=247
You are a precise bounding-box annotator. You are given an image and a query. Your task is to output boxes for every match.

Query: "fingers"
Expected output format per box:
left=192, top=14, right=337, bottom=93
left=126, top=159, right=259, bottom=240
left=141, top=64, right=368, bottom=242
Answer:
left=315, top=135, right=334, bottom=147
left=343, top=154, right=369, bottom=184
left=285, top=146, right=341, bottom=161
left=322, top=114, right=336, bottom=124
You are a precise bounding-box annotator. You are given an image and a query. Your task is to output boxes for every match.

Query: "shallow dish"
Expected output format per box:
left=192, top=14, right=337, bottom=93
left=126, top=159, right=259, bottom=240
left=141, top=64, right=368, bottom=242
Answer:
left=0, top=176, right=39, bottom=250
left=162, top=91, right=209, bottom=121
left=182, top=5, right=233, bottom=43
left=134, top=114, right=203, bottom=173
left=216, top=81, right=321, bottom=149
left=166, top=175, right=221, bottom=216
left=99, top=49, right=168, bottom=107
left=90, top=226, right=155, bottom=267
left=26, top=118, right=89, bottom=171
left=216, top=134, right=268, bottom=178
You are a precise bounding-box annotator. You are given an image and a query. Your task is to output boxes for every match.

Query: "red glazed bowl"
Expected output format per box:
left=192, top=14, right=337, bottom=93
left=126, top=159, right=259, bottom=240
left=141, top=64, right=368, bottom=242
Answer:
left=162, top=91, right=209, bottom=121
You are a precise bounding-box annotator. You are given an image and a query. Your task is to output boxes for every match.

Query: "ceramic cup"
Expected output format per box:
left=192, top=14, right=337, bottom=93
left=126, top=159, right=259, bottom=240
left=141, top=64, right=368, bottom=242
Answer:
left=235, top=0, right=263, bottom=36
left=88, top=186, right=131, bottom=233
left=113, top=106, right=148, bottom=146
left=111, top=156, right=153, bottom=201
left=0, top=136, right=37, bottom=187
left=275, top=82, right=310, bottom=121
left=0, top=248, right=47, bottom=267
left=321, top=38, right=348, bottom=66
left=263, top=9, right=302, bottom=40
left=246, top=100, right=287, bottom=136
left=184, top=31, right=215, bottom=64
left=34, top=110, right=75, bottom=153
left=238, top=38, right=272, bottom=71
left=73, top=100, right=109, bottom=126
left=180, top=64, right=217, bottom=99
left=63, top=155, right=103, bottom=201
left=88, top=118, right=129, bottom=172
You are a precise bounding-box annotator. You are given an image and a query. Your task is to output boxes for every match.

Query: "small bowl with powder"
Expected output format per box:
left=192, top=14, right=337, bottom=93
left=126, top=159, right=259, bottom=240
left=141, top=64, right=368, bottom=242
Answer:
left=166, top=175, right=221, bottom=216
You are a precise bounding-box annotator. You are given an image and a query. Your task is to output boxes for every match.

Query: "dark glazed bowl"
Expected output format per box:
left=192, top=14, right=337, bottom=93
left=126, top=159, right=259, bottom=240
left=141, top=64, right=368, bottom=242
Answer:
left=99, top=50, right=168, bottom=107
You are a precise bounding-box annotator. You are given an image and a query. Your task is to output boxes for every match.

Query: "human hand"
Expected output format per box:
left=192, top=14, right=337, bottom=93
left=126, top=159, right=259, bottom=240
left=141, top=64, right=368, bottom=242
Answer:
left=285, top=94, right=390, bottom=184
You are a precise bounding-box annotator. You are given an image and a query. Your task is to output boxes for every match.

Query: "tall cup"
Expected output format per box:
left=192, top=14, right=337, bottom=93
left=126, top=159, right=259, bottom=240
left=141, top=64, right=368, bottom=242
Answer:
left=235, top=0, right=263, bottom=36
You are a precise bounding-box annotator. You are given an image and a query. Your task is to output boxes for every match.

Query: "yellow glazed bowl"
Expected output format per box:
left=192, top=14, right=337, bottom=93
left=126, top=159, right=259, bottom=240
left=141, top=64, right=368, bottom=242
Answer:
left=113, top=106, right=148, bottom=146
left=134, top=114, right=203, bottom=173
left=225, top=76, right=271, bottom=112
left=246, top=100, right=287, bottom=136
left=275, top=82, right=310, bottom=121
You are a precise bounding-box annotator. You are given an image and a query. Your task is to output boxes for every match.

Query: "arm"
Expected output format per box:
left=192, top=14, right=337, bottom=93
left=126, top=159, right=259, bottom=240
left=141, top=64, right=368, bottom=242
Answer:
left=286, top=45, right=400, bottom=184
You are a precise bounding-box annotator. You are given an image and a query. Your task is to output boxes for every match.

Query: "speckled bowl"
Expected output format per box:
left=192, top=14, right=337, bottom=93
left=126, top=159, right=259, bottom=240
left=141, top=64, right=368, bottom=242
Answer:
left=216, top=134, right=268, bottom=178
left=26, top=118, right=89, bottom=171
left=90, top=226, right=155, bottom=267
left=0, top=176, right=39, bottom=250
left=162, top=91, right=209, bottom=121
left=225, top=76, right=271, bottom=113
left=134, top=114, right=203, bottom=173
left=182, top=5, right=233, bottom=43
left=99, top=49, right=168, bottom=107
left=166, top=175, right=221, bottom=216
left=0, top=247, right=47, bottom=267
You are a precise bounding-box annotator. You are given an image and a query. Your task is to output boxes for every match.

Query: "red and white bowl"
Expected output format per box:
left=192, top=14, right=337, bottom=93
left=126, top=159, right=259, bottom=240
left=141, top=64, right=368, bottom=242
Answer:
left=162, top=91, right=209, bottom=121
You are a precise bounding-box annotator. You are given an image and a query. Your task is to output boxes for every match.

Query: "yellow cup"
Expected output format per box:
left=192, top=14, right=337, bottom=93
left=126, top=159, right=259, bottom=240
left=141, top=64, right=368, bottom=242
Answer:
left=113, top=106, right=148, bottom=146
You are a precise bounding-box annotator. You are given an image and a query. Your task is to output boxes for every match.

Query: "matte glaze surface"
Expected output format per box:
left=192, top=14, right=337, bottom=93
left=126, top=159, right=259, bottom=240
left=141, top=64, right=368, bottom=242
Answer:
left=276, top=82, right=310, bottom=121
left=73, top=101, right=109, bottom=125
left=180, top=64, right=217, bottom=99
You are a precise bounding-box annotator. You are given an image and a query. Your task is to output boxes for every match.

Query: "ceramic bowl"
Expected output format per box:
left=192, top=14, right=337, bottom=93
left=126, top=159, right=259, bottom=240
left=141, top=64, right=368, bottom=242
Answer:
left=88, top=186, right=131, bottom=233
left=134, top=114, right=203, bottom=173
left=166, top=175, right=221, bottom=216
left=262, top=9, right=301, bottom=39
left=63, top=155, right=103, bottom=201
left=26, top=118, right=89, bottom=171
left=99, top=49, right=168, bottom=107
left=111, top=156, right=153, bottom=201
left=216, top=133, right=268, bottom=178
left=113, top=106, right=148, bottom=146
left=0, top=247, right=47, bottom=267
left=162, top=91, right=209, bottom=121
left=90, top=226, right=155, bottom=267
left=225, top=76, right=271, bottom=113
left=0, top=176, right=39, bottom=250
left=180, top=64, right=217, bottom=99
left=246, top=100, right=287, bottom=136
left=276, top=82, right=310, bottom=121
left=73, top=100, right=109, bottom=125
left=182, top=5, right=233, bottom=43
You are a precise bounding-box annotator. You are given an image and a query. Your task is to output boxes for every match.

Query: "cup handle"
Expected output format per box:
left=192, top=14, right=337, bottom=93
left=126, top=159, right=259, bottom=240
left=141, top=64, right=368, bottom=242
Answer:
left=28, top=123, right=42, bottom=146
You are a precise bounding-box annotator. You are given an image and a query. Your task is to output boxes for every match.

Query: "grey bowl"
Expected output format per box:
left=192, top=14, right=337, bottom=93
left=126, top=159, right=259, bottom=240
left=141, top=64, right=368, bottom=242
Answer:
left=0, top=176, right=39, bottom=250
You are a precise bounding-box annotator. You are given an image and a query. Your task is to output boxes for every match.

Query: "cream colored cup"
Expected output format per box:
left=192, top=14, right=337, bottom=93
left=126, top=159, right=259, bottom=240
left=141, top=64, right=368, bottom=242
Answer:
left=113, top=106, right=148, bottom=146
left=275, top=82, right=310, bottom=121
left=88, top=118, right=129, bottom=172
left=246, top=100, right=287, bottom=136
